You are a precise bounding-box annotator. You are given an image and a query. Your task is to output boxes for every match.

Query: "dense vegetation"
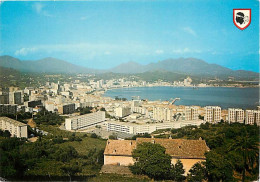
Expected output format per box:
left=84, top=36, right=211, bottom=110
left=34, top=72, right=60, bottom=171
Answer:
left=0, top=109, right=259, bottom=181
left=151, top=122, right=259, bottom=182
left=33, top=110, right=65, bottom=125
left=0, top=112, right=32, bottom=122
left=136, top=71, right=190, bottom=83
left=77, top=106, right=93, bottom=115
left=130, top=142, right=185, bottom=181
left=0, top=66, right=89, bottom=89
left=0, top=123, right=106, bottom=181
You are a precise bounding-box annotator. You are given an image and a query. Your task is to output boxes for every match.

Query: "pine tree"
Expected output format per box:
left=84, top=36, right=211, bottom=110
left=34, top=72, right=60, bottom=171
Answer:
left=173, top=160, right=186, bottom=181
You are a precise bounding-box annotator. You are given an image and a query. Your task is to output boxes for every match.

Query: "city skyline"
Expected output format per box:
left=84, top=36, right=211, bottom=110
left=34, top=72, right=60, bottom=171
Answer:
left=0, top=0, right=259, bottom=72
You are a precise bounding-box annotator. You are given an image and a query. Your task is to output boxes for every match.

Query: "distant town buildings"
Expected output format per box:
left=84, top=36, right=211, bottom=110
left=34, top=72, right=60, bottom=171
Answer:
left=0, top=104, right=18, bottom=115
left=245, top=110, right=260, bottom=125
left=0, top=88, right=23, bottom=105
left=115, top=107, right=131, bottom=118
left=24, top=100, right=42, bottom=108
left=9, top=91, right=23, bottom=105
left=205, top=106, right=221, bottom=123
left=0, top=75, right=258, bottom=141
left=58, top=103, right=75, bottom=114
left=104, top=120, right=203, bottom=135
left=153, top=107, right=173, bottom=122
left=65, top=111, right=105, bottom=130
left=0, top=117, right=28, bottom=138
left=228, top=108, right=244, bottom=123
left=0, top=94, right=9, bottom=104
left=185, top=106, right=199, bottom=121
left=173, top=77, right=193, bottom=87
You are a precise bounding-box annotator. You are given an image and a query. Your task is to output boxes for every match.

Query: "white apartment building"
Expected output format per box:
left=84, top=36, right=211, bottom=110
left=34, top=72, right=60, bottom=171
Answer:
left=9, top=91, right=23, bottom=105
left=205, top=106, right=221, bottom=123
left=245, top=110, right=260, bottom=126
left=105, top=121, right=176, bottom=135
left=185, top=106, right=199, bottom=121
left=58, top=103, right=75, bottom=114
left=228, top=108, right=244, bottom=123
left=115, top=107, right=131, bottom=118
left=105, top=120, right=202, bottom=135
left=153, top=107, right=173, bottom=122
left=0, top=117, right=28, bottom=138
left=131, top=100, right=141, bottom=111
left=184, top=77, right=192, bottom=86
left=132, top=106, right=148, bottom=115
left=65, top=111, right=105, bottom=130
left=105, top=121, right=135, bottom=134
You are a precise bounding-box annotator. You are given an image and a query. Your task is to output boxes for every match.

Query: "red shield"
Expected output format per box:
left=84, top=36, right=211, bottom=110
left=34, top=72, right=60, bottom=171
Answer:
left=233, top=9, right=251, bottom=30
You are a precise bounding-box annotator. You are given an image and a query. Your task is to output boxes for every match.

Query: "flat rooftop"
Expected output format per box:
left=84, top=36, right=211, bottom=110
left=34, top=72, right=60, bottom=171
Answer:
left=0, top=117, right=27, bottom=127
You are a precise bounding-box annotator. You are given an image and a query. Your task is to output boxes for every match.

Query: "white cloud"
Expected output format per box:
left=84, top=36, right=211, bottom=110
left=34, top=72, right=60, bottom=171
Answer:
left=183, top=27, right=197, bottom=37
left=104, top=51, right=111, bottom=55
left=13, top=42, right=148, bottom=58
left=15, top=48, right=38, bottom=56
left=32, top=3, right=53, bottom=17
left=173, top=48, right=201, bottom=54
left=80, top=16, right=88, bottom=20
left=155, top=49, right=164, bottom=54
left=80, top=16, right=94, bottom=20
left=33, top=3, right=44, bottom=14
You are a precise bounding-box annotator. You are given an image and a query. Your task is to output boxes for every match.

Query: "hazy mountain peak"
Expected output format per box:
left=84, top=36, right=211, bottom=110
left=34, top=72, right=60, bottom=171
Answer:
left=124, top=61, right=142, bottom=65
left=0, top=55, right=96, bottom=74
left=109, top=61, right=145, bottom=73
left=0, top=55, right=258, bottom=80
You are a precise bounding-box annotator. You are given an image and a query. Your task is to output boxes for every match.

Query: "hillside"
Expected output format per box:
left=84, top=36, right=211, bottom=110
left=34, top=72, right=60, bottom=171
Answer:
left=0, top=55, right=258, bottom=80
left=112, top=58, right=259, bottom=80
left=0, top=66, right=20, bottom=77
left=0, top=56, right=97, bottom=74
left=0, top=66, right=22, bottom=88
left=136, top=70, right=189, bottom=82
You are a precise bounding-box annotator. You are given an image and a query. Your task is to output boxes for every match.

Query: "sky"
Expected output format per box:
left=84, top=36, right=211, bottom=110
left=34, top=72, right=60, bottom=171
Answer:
left=0, top=0, right=259, bottom=72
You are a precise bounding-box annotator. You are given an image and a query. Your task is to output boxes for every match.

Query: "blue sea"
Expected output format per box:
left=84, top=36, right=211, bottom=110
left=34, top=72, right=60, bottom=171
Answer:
left=104, top=87, right=259, bottom=109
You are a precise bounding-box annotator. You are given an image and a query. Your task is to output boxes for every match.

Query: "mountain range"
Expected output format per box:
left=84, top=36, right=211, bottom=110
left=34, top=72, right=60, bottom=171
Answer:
left=0, top=55, right=258, bottom=80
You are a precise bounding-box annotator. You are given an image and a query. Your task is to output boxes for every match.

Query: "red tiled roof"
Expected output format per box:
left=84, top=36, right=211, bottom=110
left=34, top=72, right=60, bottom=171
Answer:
left=104, top=140, right=136, bottom=156
left=104, top=138, right=209, bottom=159
left=136, top=138, right=209, bottom=159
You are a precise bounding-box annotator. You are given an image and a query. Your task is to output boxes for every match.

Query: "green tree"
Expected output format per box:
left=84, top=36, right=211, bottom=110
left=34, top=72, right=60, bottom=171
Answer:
left=34, top=111, right=64, bottom=125
left=3, top=130, right=11, bottom=138
left=198, top=115, right=204, bottom=120
left=90, top=133, right=98, bottom=138
left=52, top=146, right=78, bottom=162
left=61, top=162, right=82, bottom=182
left=78, top=106, right=93, bottom=115
left=228, top=128, right=259, bottom=182
left=205, top=151, right=234, bottom=182
left=172, top=160, right=186, bottom=181
left=131, top=133, right=151, bottom=140
left=100, top=107, right=106, bottom=111
left=108, top=135, right=117, bottom=139
left=129, top=142, right=172, bottom=180
left=0, top=138, right=27, bottom=178
left=187, top=162, right=207, bottom=182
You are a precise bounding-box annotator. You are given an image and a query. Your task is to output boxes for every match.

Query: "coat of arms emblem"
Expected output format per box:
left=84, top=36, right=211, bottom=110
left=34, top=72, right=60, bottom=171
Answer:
left=233, top=9, right=251, bottom=30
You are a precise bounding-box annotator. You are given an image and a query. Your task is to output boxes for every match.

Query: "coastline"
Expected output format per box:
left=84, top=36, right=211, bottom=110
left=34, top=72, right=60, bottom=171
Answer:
left=100, top=86, right=259, bottom=110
